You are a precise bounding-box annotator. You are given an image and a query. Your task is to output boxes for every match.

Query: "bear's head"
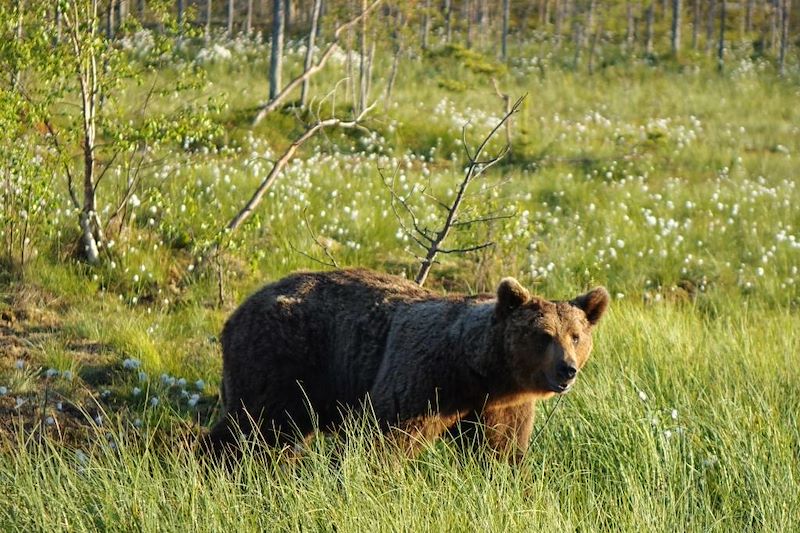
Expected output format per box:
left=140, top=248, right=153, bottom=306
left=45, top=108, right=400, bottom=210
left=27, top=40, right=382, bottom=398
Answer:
left=495, top=278, right=609, bottom=395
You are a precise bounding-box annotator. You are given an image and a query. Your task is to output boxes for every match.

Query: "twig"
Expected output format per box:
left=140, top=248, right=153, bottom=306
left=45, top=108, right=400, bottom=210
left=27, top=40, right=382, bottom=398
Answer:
left=289, top=207, right=339, bottom=268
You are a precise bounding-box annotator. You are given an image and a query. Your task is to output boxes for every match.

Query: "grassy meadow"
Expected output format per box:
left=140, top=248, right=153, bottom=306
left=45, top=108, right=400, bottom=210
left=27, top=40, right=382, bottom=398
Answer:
left=1, top=28, right=799, bottom=531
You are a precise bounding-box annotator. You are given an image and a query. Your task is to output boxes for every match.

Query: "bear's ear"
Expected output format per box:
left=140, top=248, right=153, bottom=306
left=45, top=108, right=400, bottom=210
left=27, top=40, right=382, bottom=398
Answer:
left=496, top=277, right=530, bottom=317
left=571, top=287, right=610, bottom=326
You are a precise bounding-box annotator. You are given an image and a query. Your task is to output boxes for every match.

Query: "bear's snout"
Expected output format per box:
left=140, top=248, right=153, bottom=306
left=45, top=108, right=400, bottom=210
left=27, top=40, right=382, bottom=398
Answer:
left=556, top=361, right=578, bottom=381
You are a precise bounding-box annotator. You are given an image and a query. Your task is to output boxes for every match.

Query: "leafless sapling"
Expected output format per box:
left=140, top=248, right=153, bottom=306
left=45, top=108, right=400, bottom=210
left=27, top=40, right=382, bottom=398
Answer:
left=383, top=97, right=525, bottom=287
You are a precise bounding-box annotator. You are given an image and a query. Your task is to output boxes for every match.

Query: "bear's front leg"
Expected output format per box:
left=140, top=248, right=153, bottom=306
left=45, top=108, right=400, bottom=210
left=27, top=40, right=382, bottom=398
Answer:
left=481, top=400, right=536, bottom=463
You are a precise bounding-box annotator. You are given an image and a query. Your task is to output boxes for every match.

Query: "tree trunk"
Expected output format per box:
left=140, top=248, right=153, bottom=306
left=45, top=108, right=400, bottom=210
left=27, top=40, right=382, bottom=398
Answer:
left=177, top=0, right=184, bottom=27
left=246, top=0, right=254, bottom=34
left=227, top=0, right=235, bottom=36
left=444, top=0, right=452, bottom=43
left=573, top=22, right=583, bottom=66
left=358, top=0, right=368, bottom=114
left=284, top=0, right=292, bottom=33
left=12, top=0, right=23, bottom=89
left=645, top=3, right=654, bottom=54
left=554, top=0, right=563, bottom=46
left=421, top=0, right=430, bottom=50
left=717, top=0, right=725, bottom=70
left=269, top=0, right=284, bottom=101
left=501, top=0, right=510, bottom=59
left=478, top=0, right=487, bottom=48
left=706, top=0, right=716, bottom=53
left=769, top=0, right=777, bottom=51
left=55, top=1, right=63, bottom=43
left=588, top=22, right=600, bottom=74
left=106, top=0, right=115, bottom=39
left=205, top=0, right=213, bottom=42
left=384, top=44, right=401, bottom=111
left=300, top=0, right=322, bottom=106
left=118, top=0, right=129, bottom=24
left=691, top=0, right=699, bottom=48
left=744, top=0, right=754, bottom=32
left=79, top=2, right=103, bottom=263
left=671, top=0, right=681, bottom=55
left=625, top=2, right=635, bottom=51
left=384, top=9, right=402, bottom=111
left=778, top=0, right=791, bottom=75
left=466, top=0, right=473, bottom=49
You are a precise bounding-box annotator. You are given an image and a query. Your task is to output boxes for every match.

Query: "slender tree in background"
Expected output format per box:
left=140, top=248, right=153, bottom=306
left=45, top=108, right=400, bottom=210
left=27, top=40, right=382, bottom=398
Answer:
left=554, top=0, right=563, bottom=46
left=384, top=8, right=403, bottom=110
left=300, top=0, right=322, bottom=106
left=358, top=0, right=369, bottom=114
left=671, top=0, right=681, bottom=55
left=466, top=0, right=473, bottom=48
left=645, top=3, right=654, bottom=54
left=177, top=0, right=184, bottom=28
left=205, top=0, right=212, bottom=42
left=745, top=0, right=754, bottom=32
left=706, top=0, right=716, bottom=53
left=778, top=0, right=791, bottom=75
left=11, top=0, right=23, bottom=90
left=625, top=2, right=635, bottom=52
left=443, top=0, right=452, bottom=43
left=717, top=0, right=725, bottom=70
left=691, top=0, right=699, bottom=48
left=421, top=0, right=430, bottom=50
left=55, top=1, right=63, bottom=42
left=501, top=0, right=510, bottom=60
left=246, top=0, right=254, bottom=34
left=284, top=0, right=292, bottom=33
left=227, top=0, right=235, bottom=36
left=269, top=0, right=284, bottom=101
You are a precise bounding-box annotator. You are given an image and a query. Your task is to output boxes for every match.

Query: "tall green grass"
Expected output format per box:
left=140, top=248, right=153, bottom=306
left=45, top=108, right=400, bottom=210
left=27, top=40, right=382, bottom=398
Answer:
left=1, top=300, right=797, bottom=531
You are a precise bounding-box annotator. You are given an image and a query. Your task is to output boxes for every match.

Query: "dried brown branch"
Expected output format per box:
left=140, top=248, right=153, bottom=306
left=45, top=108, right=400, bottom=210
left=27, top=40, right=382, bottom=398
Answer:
left=231, top=103, right=374, bottom=234
left=196, top=101, right=375, bottom=267
left=437, top=242, right=496, bottom=254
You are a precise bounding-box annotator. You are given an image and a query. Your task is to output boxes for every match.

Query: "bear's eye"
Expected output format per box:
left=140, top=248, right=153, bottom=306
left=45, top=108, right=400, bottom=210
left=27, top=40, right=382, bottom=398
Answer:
left=571, top=334, right=580, bottom=345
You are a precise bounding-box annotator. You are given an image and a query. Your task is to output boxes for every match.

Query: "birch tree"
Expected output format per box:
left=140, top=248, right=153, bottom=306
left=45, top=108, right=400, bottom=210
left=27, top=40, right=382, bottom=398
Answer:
left=269, top=0, right=284, bottom=101
left=671, top=0, right=681, bottom=55
left=300, top=0, right=322, bottom=106
left=501, top=0, right=510, bottom=60
left=778, top=0, right=791, bottom=75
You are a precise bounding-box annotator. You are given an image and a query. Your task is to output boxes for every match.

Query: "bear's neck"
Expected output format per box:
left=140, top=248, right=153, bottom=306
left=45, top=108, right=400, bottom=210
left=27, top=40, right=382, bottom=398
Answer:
left=451, top=301, right=521, bottom=401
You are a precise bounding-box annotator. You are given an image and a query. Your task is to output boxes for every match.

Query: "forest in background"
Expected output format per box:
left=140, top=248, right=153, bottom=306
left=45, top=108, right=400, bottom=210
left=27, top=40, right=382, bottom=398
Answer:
left=0, top=1, right=798, bottom=530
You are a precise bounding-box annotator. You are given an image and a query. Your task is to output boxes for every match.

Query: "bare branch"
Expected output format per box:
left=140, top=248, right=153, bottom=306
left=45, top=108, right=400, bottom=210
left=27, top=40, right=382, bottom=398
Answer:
left=288, top=241, right=338, bottom=269
left=438, top=241, right=495, bottom=254
left=300, top=207, right=339, bottom=268
left=379, top=167, right=435, bottom=245
left=252, top=0, right=384, bottom=126
left=452, top=211, right=516, bottom=227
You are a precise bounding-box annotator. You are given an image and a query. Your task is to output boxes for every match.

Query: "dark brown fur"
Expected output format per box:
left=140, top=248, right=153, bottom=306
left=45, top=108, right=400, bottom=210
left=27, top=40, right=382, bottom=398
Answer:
left=207, top=268, right=609, bottom=461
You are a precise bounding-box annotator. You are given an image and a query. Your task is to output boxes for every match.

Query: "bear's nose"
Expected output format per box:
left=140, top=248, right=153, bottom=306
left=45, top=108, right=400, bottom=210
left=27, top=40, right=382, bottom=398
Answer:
left=557, top=362, right=578, bottom=380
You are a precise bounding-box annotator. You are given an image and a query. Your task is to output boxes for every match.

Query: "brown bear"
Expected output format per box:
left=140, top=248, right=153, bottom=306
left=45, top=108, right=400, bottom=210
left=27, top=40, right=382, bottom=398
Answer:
left=207, top=268, right=609, bottom=461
